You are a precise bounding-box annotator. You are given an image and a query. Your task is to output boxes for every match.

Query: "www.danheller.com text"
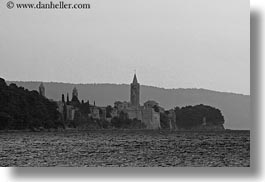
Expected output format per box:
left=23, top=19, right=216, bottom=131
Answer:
left=6, top=1, right=91, bottom=9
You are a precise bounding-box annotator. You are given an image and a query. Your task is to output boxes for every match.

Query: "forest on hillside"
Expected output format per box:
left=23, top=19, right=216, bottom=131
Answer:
left=0, top=78, right=60, bottom=130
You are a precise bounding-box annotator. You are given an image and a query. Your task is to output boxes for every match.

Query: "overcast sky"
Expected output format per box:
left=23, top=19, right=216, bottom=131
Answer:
left=0, top=0, right=249, bottom=94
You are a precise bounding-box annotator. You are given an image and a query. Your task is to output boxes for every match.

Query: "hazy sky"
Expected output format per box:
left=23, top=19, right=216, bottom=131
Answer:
left=0, top=0, right=249, bottom=94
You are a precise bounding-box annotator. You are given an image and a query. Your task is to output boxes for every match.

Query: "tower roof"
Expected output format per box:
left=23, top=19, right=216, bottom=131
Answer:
left=72, top=87, right=78, bottom=97
left=132, top=74, right=138, bottom=84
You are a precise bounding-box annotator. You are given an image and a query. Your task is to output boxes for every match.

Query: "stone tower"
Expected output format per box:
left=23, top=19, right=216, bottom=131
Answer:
left=39, top=82, right=45, bottom=97
left=130, top=74, right=140, bottom=107
left=71, top=87, right=80, bottom=105
left=72, top=87, right=78, bottom=99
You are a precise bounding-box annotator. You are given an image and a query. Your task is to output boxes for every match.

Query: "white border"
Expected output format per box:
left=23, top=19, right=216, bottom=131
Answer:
left=1, top=0, right=263, bottom=181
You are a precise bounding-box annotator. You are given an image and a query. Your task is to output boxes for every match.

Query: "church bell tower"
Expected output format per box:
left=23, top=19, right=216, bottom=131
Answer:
left=130, top=74, right=140, bottom=107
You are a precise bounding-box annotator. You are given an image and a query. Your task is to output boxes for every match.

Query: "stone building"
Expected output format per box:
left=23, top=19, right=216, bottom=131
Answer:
left=130, top=74, right=140, bottom=107
left=110, top=108, right=118, bottom=118
left=57, top=101, right=64, bottom=116
left=114, top=101, right=130, bottom=111
left=89, top=106, right=100, bottom=120
left=87, top=101, right=107, bottom=120
left=141, top=107, right=160, bottom=129
left=66, top=105, right=76, bottom=120
left=144, top=100, right=158, bottom=108
left=167, top=109, right=177, bottom=130
left=72, top=87, right=78, bottom=98
left=115, top=74, right=161, bottom=129
left=126, top=74, right=142, bottom=120
left=55, top=74, right=162, bottom=129
left=39, top=82, right=45, bottom=97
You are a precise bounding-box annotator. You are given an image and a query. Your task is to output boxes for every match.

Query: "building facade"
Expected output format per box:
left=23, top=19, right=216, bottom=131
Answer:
left=115, top=74, right=161, bottom=129
left=39, top=83, right=45, bottom=97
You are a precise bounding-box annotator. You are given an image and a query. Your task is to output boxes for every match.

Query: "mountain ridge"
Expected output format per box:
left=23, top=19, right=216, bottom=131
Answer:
left=7, top=80, right=249, bottom=96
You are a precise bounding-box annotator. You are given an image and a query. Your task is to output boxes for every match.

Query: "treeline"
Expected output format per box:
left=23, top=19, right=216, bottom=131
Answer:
left=0, top=78, right=60, bottom=130
left=160, top=104, right=225, bottom=130
left=176, top=105, right=224, bottom=128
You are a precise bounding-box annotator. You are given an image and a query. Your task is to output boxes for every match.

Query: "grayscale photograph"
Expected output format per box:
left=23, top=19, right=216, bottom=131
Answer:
left=0, top=0, right=250, bottom=167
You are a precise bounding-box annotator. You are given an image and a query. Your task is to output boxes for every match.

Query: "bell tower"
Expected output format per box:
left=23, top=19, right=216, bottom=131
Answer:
left=72, top=87, right=78, bottom=99
left=130, top=73, right=140, bottom=107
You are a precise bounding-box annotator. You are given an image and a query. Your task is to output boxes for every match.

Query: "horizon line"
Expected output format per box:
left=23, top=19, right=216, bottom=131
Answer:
left=5, top=79, right=250, bottom=96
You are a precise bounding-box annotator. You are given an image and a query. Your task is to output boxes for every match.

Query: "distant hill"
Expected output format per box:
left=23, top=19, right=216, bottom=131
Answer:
left=6, top=81, right=250, bottom=130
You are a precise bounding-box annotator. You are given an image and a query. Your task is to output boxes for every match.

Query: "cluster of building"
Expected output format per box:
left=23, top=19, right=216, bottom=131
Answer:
left=38, top=74, right=177, bottom=129
left=110, top=74, right=162, bottom=129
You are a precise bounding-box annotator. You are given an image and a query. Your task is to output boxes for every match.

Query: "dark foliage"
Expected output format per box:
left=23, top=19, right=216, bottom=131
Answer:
left=78, top=100, right=91, bottom=114
left=97, top=119, right=112, bottom=129
left=174, top=104, right=224, bottom=129
left=0, top=78, right=60, bottom=130
left=106, top=105, right=112, bottom=118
